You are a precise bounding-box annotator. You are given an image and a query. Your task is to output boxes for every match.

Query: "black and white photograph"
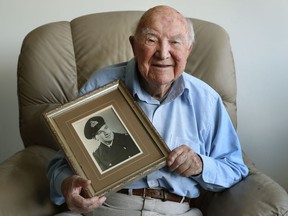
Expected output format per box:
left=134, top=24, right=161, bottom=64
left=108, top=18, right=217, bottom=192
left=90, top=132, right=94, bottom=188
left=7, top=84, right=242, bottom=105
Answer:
left=72, top=106, right=141, bottom=173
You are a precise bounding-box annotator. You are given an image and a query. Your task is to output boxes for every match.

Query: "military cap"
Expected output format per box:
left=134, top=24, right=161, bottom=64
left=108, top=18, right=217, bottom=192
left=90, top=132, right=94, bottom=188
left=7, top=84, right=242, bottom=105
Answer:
left=84, top=116, right=105, bottom=139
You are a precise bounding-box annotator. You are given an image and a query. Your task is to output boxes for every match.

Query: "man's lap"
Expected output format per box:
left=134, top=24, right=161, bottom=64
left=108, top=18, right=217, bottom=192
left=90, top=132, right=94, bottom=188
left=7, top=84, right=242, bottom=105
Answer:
left=54, top=193, right=202, bottom=216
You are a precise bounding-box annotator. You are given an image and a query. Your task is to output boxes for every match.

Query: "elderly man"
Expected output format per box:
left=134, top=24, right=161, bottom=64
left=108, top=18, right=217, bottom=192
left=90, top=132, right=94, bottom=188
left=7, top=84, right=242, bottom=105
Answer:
left=84, top=116, right=140, bottom=171
left=47, top=5, right=248, bottom=216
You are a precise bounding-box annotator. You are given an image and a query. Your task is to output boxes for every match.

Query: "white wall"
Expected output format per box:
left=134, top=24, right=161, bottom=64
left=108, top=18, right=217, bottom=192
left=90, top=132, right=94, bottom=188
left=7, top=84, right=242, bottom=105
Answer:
left=0, top=0, right=287, bottom=191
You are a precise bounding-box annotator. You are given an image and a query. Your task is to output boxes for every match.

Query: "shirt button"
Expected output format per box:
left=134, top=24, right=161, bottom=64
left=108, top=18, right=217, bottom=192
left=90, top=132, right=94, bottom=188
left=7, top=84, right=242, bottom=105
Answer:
left=147, top=180, right=159, bottom=188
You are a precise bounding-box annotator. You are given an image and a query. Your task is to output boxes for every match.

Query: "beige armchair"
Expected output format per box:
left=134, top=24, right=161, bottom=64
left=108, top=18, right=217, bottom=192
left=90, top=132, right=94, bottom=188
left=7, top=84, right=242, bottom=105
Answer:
left=0, top=11, right=287, bottom=216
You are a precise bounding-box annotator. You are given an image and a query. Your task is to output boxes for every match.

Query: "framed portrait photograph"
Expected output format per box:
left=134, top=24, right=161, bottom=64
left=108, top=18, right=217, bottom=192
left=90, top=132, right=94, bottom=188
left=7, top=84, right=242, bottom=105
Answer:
left=44, top=80, right=170, bottom=198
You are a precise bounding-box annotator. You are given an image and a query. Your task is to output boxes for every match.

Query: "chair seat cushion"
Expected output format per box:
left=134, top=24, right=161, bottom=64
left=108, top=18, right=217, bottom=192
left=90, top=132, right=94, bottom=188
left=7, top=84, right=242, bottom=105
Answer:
left=0, top=146, right=57, bottom=216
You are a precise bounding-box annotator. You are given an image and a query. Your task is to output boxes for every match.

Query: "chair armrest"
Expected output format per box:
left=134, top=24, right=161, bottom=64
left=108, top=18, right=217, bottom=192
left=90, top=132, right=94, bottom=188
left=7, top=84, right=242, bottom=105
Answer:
left=204, top=170, right=288, bottom=216
left=0, top=146, right=58, bottom=216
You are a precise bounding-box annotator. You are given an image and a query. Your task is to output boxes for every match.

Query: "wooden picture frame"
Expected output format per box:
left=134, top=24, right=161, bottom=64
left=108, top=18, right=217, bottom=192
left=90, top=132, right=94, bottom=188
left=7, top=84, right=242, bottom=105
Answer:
left=44, top=80, right=170, bottom=197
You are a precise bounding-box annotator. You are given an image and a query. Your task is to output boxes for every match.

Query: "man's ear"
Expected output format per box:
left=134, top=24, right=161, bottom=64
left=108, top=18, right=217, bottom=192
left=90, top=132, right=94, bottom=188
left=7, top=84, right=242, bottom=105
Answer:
left=94, top=135, right=99, bottom=141
left=188, top=45, right=193, bottom=55
left=129, top=36, right=136, bottom=55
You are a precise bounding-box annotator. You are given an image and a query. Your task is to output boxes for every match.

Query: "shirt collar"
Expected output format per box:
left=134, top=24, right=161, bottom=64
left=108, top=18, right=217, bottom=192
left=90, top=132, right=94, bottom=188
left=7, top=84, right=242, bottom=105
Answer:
left=125, top=58, right=187, bottom=104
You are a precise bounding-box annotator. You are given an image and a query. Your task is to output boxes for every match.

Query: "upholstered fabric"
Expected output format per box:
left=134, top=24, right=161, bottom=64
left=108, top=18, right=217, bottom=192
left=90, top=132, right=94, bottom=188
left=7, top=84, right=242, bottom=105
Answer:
left=0, top=11, right=287, bottom=216
left=0, top=146, right=56, bottom=216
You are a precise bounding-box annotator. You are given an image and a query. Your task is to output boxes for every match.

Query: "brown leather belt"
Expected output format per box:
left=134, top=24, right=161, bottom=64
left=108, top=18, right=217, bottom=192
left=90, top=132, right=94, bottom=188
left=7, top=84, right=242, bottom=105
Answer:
left=118, top=188, right=198, bottom=206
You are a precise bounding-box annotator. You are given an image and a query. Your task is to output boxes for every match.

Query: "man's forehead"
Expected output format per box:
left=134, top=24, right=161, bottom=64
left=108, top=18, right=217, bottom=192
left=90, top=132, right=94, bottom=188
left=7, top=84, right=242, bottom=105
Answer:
left=141, top=27, right=186, bottom=40
left=143, top=6, right=185, bottom=23
left=97, top=124, right=107, bottom=132
left=140, top=13, right=187, bottom=33
left=145, top=14, right=184, bottom=26
left=135, top=6, right=192, bottom=44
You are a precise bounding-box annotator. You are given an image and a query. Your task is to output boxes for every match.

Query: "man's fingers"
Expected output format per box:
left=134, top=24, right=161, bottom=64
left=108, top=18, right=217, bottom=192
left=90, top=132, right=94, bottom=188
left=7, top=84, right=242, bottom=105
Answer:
left=73, top=176, right=91, bottom=188
left=62, top=175, right=107, bottom=213
left=168, top=151, right=187, bottom=171
left=167, top=145, right=203, bottom=176
left=69, top=193, right=107, bottom=213
left=167, top=146, right=185, bottom=166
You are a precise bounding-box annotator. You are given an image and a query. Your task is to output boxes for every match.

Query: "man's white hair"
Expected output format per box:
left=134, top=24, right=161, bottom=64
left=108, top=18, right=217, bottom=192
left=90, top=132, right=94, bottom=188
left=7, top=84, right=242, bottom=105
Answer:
left=186, top=18, right=195, bottom=47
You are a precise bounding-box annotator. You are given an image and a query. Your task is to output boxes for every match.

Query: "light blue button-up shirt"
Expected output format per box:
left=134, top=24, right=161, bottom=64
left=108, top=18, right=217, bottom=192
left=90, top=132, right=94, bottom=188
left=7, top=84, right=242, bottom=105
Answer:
left=47, top=58, right=248, bottom=205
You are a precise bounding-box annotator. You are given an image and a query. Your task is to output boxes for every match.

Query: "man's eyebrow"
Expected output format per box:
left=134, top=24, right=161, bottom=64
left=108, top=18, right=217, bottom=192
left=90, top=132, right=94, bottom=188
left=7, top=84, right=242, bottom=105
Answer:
left=171, top=34, right=185, bottom=41
left=141, top=28, right=185, bottom=40
left=141, top=28, right=158, bottom=36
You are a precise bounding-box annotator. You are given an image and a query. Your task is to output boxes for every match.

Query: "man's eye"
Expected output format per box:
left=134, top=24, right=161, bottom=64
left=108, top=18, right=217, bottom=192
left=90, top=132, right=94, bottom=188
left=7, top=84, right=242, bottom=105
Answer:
left=170, top=40, right=181, bottom=45
left=145, top=37, right=158, bottom=45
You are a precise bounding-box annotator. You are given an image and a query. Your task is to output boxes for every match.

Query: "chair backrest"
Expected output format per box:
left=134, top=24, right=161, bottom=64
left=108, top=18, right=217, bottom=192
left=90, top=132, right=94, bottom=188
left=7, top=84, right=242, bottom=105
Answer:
left=17, top=11, right=236, bottom=150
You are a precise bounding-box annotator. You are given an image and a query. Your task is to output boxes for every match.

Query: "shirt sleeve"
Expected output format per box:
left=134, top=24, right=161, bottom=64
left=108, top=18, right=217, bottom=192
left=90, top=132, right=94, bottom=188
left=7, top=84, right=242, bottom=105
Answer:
left=192, top=97, right=249, bottom=191
left=47, top=151, right=74, bottom=205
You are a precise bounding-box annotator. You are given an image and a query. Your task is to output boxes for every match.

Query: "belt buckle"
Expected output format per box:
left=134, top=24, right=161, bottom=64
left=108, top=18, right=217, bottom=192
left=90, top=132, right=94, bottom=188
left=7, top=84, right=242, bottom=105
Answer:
left=162, top=190, right=168, bottom=201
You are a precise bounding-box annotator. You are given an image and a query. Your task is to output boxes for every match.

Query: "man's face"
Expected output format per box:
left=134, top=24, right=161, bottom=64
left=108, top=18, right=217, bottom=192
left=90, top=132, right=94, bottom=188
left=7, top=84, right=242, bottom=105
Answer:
left=130, top=9, right=192, bottom=90
left=95, top=124, right=114, bottom=143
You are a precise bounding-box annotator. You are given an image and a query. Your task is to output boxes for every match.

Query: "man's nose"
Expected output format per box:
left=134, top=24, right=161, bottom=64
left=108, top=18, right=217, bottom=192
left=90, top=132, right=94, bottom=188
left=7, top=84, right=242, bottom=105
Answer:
left=156, top=41, right=171, bottom=59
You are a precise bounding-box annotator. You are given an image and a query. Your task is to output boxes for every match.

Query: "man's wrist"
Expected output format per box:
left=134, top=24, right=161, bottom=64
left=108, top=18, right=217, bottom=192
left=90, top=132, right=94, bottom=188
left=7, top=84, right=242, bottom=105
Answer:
left=55, top=169, right=74, bottom=196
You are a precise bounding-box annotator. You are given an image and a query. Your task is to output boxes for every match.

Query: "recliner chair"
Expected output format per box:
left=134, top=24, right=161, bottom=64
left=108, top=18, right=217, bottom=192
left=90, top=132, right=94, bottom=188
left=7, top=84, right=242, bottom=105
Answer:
left=0, top=11, right=287, bottom=216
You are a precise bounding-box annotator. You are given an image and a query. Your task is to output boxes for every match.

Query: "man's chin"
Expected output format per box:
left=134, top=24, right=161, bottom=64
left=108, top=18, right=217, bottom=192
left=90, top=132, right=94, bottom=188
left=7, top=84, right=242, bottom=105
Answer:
left=105, top=137, right=114, bottom=142
left=154, top=78, right=175, bottom=86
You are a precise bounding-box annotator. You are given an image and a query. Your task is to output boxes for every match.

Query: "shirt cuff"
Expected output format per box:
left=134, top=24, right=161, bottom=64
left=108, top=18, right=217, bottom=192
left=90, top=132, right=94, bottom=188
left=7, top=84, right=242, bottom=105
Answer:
left=55, top=168, right=74, bottom=196
left=191, top=154, right=225, bottom=191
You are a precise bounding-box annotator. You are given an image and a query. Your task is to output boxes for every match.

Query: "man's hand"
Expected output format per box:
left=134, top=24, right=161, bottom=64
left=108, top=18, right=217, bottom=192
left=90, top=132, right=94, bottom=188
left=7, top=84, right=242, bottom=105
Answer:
left=167, top=145, right=203, bottom=177
left=61, top=175, right=106, bottom=213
